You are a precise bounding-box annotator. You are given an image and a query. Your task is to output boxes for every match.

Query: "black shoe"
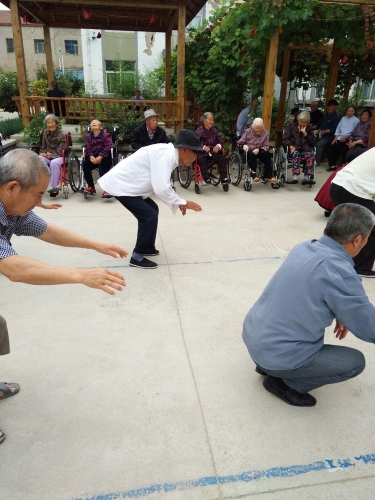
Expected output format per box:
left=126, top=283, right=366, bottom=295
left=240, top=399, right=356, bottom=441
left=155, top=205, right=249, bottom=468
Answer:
left=263, top=375, right=316, bottom=407
left=357, top=269, right=375, bottom=278
left=142, top=249, right=160, bottom=256
left=324, top=210, right=331, bottom=218
left=204, top=178, right=212, bottom=185
left=255, top=365, right=267, bottom=376
left=222, top=177, right=231, bottom=185
left=129, top=257, right=157, bottom=269
left=326, top=166, right=337, bottom=172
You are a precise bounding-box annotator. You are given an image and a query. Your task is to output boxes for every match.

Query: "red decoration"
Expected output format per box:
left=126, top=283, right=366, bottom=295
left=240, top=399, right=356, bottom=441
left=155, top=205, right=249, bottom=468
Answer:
left=97, top=32, right=102, bottom=39
left=22, top=14, right=32, bottom=23
left=250, top=26, right=256, bottom=38
left=149, top=14, right=156, bottom=24
left=82, top=8, right=92, bottom=20
left=341, top=55, right=348, bottom=64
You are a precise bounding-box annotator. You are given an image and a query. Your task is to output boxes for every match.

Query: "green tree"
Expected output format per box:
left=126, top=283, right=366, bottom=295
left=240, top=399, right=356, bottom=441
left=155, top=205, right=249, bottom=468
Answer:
left=0, top=72, right=21, bottom=113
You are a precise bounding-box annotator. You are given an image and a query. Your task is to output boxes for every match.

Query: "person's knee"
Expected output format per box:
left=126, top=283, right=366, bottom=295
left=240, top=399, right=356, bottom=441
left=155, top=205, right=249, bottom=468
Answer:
left=0, top=315, right=8, bottom=334
left=352, top=350, right=366, bottom=376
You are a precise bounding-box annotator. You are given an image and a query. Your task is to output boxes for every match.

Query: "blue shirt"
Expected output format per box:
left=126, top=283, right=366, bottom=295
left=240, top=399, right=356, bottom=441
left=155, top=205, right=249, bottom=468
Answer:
left=236, top=107, right=253, bottom=135
left=316, top=111, right=340, bottom=136
left=0, top=200, right=47, bottom=259
left=334, top=115, right=360, bottom=139
left=242, top=236, right=375, bottom=371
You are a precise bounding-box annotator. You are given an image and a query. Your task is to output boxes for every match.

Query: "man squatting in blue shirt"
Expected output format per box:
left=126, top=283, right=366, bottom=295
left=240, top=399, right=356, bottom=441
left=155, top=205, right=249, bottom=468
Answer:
left=243, top=203, right=375, bottom=407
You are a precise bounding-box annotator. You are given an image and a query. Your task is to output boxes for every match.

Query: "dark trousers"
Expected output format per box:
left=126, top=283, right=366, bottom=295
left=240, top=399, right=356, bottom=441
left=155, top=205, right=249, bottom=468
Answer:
left=116, top=196, right=159, bottom=254
left=257, top=344, right=365, bottom=394
left=247, top=149, right=273, bottom=178
left=345, top=145, right=367, bottom=163
left=0, top=315, right=10, bottom=356
left=198, top=152, right=228, bottom=181
left=330, top=183, right=375, bottom=272
left=83, top=156, right=112, bottom=188
left=327, top=141, right=348, bottom=166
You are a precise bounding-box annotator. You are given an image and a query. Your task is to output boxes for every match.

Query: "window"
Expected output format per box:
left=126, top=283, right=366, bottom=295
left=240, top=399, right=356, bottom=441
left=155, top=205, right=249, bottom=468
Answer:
left=34, top=39, right=45, bottom=54
left=6, top=38, right=14, bottom=53
left=65, top=40, right=78, bottom=55
left=105, top=61, right=136, bottom=94
left=361, top=83, right=371, bottom=100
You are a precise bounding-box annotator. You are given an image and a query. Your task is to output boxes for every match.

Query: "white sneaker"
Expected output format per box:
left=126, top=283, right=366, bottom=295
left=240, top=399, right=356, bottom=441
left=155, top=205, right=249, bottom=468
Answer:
left=292, top=175, right=298, bottom=181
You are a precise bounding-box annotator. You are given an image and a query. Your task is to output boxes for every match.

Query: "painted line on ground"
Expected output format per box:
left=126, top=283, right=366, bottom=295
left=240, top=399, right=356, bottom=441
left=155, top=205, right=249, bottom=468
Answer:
left=73, top=453, right=375, bottom=500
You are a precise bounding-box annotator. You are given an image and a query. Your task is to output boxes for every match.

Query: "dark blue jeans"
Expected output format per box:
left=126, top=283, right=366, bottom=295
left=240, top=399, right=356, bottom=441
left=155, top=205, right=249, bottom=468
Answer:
left=116, top=196, right=159, bottom=254
left=257, top=344, right=365, bottom=393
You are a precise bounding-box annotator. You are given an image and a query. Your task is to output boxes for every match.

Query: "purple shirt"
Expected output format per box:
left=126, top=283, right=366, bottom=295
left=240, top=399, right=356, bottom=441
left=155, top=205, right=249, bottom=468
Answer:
left=349, top=120, right=372, bottom=144
left=238, top=128, right=269, bottom=151
left=196, top=126, right=224, bottom=151
left=85, top=130, right=113, bottom=158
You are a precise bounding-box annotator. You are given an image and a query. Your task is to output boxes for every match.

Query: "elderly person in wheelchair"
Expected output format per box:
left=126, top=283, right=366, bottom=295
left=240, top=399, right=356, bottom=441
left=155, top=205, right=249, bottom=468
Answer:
left=196, top=112, right=230, bottom=185
left=238, top=118, right=275, bottom=184
left=38, top=114, right=66, bottom=197
left=282, top=110, right=316, bottom=184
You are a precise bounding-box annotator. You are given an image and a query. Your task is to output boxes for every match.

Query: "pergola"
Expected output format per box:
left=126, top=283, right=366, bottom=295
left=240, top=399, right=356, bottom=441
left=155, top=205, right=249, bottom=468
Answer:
left=2, top=0, right=207, bottom=128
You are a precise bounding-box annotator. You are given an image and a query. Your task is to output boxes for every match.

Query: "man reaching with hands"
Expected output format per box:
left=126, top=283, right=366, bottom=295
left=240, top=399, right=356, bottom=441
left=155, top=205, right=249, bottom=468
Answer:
left=0, top=149, right=127, bottom=444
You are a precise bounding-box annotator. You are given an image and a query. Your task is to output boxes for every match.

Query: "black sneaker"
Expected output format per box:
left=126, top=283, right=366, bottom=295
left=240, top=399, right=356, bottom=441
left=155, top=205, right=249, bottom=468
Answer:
left=142, top=249, right=160, bottom=256
left=263, top=376, right=316, bottom=407
left=222, top=177, right=231, bottom=185
left=129, top=257, right=157, bottom=269
left=358, top=269, right=375, bottom=278
left=204, top=178, right=212, bottom=185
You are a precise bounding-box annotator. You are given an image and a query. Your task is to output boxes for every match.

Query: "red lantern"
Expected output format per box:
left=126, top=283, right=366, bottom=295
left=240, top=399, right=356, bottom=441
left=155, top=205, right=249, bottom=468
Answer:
left=341, top=55, right=348, bottom=64
left=97, top=32, right=101, bottom=39
left=149, top=14, right=156, bottom=24
left=82, top=8, right=92, bottom=20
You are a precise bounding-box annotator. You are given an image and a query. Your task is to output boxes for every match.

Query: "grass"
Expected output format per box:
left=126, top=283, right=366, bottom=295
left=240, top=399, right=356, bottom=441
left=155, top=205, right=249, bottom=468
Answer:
left=0, top=117, right=23, bottom=138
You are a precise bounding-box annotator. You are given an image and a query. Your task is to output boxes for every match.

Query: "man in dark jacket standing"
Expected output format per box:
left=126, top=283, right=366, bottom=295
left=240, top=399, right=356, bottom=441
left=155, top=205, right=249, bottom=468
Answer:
left=131, top=109, right=170, bottom=151
left=46, top=81, right=66, bottom=117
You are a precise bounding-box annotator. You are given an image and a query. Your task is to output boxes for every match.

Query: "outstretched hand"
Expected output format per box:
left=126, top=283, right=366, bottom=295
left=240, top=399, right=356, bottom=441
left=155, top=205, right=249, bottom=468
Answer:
left=36, top=202, right=63, bottom=210
left=81, top=268, right=125, bottom=295
left=179, top=201, right=202, bottom=216
left=95, top=242, right=129, bottom=258
left=334, top=319, right=348, bottom=340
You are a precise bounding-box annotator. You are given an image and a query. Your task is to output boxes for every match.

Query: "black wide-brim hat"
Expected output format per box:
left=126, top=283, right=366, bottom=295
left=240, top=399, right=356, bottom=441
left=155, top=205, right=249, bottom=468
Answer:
left=174, top=129, right=203, bottom=152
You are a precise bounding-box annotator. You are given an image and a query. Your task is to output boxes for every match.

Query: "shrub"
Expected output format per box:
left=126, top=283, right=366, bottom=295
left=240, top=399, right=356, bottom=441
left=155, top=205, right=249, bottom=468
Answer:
left=0, top=71, right=20, bottom=113
left=23, top=112, right=47, bottom=145
left=0, top=117, right=23, bottom=138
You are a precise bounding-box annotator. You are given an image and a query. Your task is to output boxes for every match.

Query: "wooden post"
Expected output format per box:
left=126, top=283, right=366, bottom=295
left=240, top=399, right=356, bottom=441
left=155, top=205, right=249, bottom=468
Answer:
left=275, top=47, right=290, bottom=148
left=165, top=25, right=172, bottom=128
left=368, top=118, right=375, bottom=150
left=325, top=40, right=341, bottom=106
left=176, top=0, right=186, bottom=132
left=10, top=0, right=29, bottom=126
left=43, top=25, right=55, bottom=86
left=262, top=28, right=280, bottom=133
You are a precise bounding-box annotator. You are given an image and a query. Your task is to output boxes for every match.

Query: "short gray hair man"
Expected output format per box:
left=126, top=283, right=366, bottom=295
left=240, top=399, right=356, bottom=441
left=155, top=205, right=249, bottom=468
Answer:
left=325, top=203, right=375, bottom=244
left=0, top=149, right=50, bottom=190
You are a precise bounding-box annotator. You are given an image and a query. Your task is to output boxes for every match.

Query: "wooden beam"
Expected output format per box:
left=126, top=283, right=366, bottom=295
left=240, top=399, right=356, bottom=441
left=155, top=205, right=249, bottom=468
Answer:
left=325, top=40, right=341, bottom=105
left=176, top=0, right=186, bottom=132
left=25, top=0, right=178, bottom=6
left=43, top=25, right=55, bottom=85
left=10, top=0, right=29, bottom=126
left=275, top=48, right=290, bottom=148
left=165, top=24, right=172, bottom=127
left=262, top=28, right=280, bottom=133
left=368, top=118, right=375, bottom=149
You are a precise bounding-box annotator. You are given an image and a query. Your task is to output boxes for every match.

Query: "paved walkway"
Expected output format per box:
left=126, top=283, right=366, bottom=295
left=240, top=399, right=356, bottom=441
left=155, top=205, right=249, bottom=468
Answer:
left=1, top=164, right=375, bottom=500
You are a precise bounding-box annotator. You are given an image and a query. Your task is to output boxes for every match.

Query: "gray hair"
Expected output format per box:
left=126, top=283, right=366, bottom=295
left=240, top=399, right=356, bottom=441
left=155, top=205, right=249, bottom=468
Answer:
left=297, top=111, right=310, bottom=122
left=324, top=203, right=375, bottom=244
left=44, top=114, right=59, bottom=125
left=200, top=112, right=213, bottom=123
left=0, top=149, right=50, bottom=189
left=252, top=118, right=264, bottom=128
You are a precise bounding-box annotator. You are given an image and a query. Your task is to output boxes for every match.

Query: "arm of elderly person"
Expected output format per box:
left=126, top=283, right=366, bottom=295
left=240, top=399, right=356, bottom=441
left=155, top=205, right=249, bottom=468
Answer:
left=130, top=126, right=145, bottom=151
left=54, top=130, right=67, bottom=157
left=39, top=130, right=48, bottom=154
left=96, top=132, right=113, bottom=158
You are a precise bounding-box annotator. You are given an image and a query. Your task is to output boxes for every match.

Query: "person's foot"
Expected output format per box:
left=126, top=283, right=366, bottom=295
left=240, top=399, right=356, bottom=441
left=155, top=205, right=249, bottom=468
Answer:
left=204, top=178, right=211, bottom=185
left=357, top=269, right=375, bottom=278
left=267, top=177, right=277, bottom=183
left=221, top=177, right=231, bottom=185
left=84, top=186, right=96, bottom=195
left=253, top=177, right=260, bottom=182
left=291, top=175, right=298, bottom=184
left=0, top=430, right=5, bottom=445
left=324, top=210, right=331, bottom=218
left=142, top=249, right=160, bottom=256
left=48, top=187, right=59, bottom=194
left=255, top=365, right=267, bottom=376
left=0, top=382, right=20, bottom=400
left=263, top=375, right=316, bottom=407
left=101, top=191, right=112, bottom=198
left=129, top=257, right=158, bottom=269
left=326, top=166, right=337, bottom=171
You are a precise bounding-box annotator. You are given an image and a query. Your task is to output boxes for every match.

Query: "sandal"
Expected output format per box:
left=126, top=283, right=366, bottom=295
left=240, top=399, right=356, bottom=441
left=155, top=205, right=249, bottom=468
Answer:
left=0, top=430, right=5, bottom=444
left=326, top=166, right=337, bottom=171
left=0, top=382, right=20, bottom=400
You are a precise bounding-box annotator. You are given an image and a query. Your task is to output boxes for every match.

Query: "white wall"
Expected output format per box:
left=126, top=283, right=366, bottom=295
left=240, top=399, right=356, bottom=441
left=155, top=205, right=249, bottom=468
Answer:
left=81, top=29, right=105, bottom=95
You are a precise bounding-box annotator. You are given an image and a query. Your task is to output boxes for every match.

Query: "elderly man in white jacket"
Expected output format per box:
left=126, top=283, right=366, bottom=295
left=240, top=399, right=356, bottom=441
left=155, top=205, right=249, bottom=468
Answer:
left=99, top=129, right=203, bottom=269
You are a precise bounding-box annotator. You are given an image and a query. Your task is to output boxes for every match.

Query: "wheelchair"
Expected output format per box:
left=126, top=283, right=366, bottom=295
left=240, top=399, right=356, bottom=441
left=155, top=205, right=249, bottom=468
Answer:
left=71, top=127, right=120, bottom=199
left=177, top=150, right=229, bottom=194
left=29, top=131, right=80, bottom=199
left=275, top=145, right=316, bottom=189
left=228, top=146, right=284, bottom=191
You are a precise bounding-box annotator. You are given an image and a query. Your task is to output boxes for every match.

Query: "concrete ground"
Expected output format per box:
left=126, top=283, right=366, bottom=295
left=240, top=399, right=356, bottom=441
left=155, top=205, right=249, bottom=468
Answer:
left=1, top=162, right=375, bottom=500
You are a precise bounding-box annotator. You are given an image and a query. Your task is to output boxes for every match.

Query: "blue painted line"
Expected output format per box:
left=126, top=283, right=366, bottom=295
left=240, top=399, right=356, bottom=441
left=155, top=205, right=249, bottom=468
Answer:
left=79, top=255, right=283, bottom=270
left=73, top=453, right=375, bottom=500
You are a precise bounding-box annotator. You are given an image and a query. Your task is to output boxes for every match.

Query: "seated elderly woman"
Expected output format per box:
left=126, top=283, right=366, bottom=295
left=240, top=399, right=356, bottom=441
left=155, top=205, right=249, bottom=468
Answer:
left=196, top=112, right=230, bottom=185
left=38, top=114, right=66, bottom=197
left=345, top=108, right=372, bottom=164
left=238, top=118, right=275, bottom=183
left=326, top=104, right=360, bottom=171
left=282, top=110, right=316, bottom=184
left=83, top=119, right=114, bottom=198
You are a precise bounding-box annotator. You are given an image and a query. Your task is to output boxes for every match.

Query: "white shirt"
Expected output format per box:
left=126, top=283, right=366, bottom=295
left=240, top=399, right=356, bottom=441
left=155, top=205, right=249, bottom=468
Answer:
left=98, top=143, right=187, bottom=214
left=334, top=115, right=360, bottom=139
left=332, top=147, right=375, bottom=201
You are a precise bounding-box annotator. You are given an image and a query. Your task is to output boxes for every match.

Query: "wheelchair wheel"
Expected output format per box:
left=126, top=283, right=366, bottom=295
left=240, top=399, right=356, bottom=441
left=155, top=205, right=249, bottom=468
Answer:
left=223, top=184, right=229, bottom=192
left=194, top=182, right=201, bottom=194
left=209, top=164, right=221, bottom=186
left=271, top=181, right=280, bottom=190
left=244, top=181, right=252, bottom=192
left=177, top=165, right=192, bottom=188
left=228, top=152, right=242, bottom=186
left=68, top=152, right=81, bottom=192
left=63, top=184, right=69, bottom=199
